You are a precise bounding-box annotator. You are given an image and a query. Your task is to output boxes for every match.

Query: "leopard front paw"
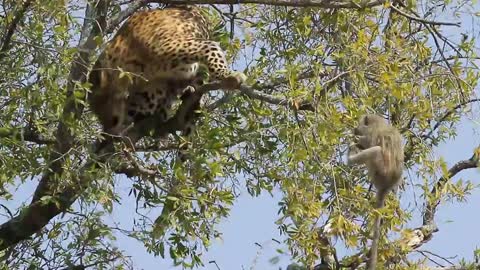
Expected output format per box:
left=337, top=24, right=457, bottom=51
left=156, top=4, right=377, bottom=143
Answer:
left=180, top=85, right=196, bottom=101
left=221, top=71, right=247, bottom=90
left=182, top=85, right=196, bottom=94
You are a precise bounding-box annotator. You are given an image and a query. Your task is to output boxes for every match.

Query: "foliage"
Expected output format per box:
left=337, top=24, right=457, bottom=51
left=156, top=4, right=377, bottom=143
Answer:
left=0, top=0, right=478, bottom=269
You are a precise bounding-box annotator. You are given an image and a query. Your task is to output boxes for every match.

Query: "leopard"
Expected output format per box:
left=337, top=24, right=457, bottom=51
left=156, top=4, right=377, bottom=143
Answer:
left=125, top=78, right=198, bottom=127
left=125, top=77, right=203, bottom=161
left=88, top=5, right=247, bottom=136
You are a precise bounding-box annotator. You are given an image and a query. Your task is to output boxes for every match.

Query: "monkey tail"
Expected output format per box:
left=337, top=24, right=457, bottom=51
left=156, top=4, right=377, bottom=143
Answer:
left=367, top=214, right=382, bottom=270
left=366, top=190, right=387, bottom=270
left=375, top=189, right=387, bottom=208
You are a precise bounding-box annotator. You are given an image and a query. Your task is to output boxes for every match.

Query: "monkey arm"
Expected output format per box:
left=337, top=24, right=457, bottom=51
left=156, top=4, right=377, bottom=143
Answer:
left=355, top=135, right=369, bottom=150
left=347, top=146, right=382, bottom=165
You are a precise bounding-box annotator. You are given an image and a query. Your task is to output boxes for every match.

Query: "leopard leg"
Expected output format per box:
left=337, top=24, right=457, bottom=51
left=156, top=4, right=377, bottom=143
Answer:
left=175, top=85, right=202, bottom=162
left=152, top=39, right=247, bottom=89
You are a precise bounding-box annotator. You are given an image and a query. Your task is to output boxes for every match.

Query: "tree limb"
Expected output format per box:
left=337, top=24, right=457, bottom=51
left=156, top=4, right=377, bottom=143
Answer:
left=137, top=0, right=387, bottom=9
left=106, top=0, right=151, bottom=34
left=0, top=0, right=35, bottom=60
left=0, top=80, right=209, bottom=250
left=0, top=127, right=55, bottom=144
left=390, top=4, right=460, bottom=27
left=105, top=0, right=389, bottom=36
left=31, top=0, right=108, bottom=203
left=0, top=0, right=109, bottom=251
left=423, top=153, right=479, bottom=226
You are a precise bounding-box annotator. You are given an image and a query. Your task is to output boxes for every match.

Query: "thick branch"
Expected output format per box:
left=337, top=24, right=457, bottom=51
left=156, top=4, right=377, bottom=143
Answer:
left=0, top=80, right=208, bottom=250
left=31, top=0, right=108, bottom=203
left=423, top=154, right=479, bottom=226
left=107, top=0, right=388, bottom=34
left=0, top=127, right=54, bottom=144
left=0, top=0, right=109, bottom=250
left=105, top=0, right=389, bottom=34
left=106, top=0, right=151, bottom=34
left=142, top=0, right=387, bottom=8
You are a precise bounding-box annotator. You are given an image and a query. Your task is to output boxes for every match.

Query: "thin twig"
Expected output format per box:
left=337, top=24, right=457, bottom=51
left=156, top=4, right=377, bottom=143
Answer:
left=390, top=5, right=460, bottom=27
left=425, top=98, right=480, bottom=139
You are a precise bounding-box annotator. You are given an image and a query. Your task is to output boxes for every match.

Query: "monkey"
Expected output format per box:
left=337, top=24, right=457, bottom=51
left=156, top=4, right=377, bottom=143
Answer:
left=347, top=114, right=404, bottom=270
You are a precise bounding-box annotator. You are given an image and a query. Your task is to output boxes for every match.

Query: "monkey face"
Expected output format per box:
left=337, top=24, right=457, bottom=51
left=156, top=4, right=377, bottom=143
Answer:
left=352, top=130, right=367, bottom=150
left=353, top=126, right=363, bottom=136
left=352, top=115, right=376, bottom=149
left=353, top=122, right=369, bottom=138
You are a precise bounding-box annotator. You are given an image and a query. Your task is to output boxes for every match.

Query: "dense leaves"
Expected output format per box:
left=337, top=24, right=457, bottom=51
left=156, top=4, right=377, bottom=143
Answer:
left=0, top=0, right=479, bottom=269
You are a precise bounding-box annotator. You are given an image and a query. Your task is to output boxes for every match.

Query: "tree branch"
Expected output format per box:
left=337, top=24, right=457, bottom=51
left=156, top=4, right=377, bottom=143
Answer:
left=0, top=0, right=109, bottom=250
left=0, top=0, right=35, bottom=60
left=106, top=0, right=389, bottom=35
left=0, top=127, right=55, bottom=145
left=0, top=79, right=207, bottom=250
left=136, top=0, right=387, bottom=9
left=31, top=0, right=108, bottom=203
left=106, top=0, right=151, bottom=34
left=390, top=5, right=460, bottom=27
left=423, top=153, right=479, bottom=226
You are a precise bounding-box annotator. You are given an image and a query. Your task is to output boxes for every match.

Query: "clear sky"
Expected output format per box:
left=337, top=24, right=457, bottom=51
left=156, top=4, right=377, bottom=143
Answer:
left=2, top=2, right=480, bottom=270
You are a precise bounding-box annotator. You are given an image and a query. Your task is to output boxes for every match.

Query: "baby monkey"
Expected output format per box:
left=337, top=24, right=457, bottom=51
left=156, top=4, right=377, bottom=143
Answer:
left=347, top=114, right=404, bottom=270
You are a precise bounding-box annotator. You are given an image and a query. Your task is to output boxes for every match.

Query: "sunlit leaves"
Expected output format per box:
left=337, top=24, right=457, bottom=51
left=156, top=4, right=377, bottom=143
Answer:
left=0, top=0, right=479, bottom=269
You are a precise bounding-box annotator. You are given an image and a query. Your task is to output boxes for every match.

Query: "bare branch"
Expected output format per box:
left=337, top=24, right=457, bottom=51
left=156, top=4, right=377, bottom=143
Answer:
left=424, top=99, right=480, bottom=139
left=239, top=71, right=351, bottom=111
left=106, top=0, right=151, bottom=34
left=390, top=5, right=460, bottom=27
left=122, top=149, right=158, bottom=176
left=106, top=0, right=389, bottom=35
left=134, top=0, right=387, bottom=9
